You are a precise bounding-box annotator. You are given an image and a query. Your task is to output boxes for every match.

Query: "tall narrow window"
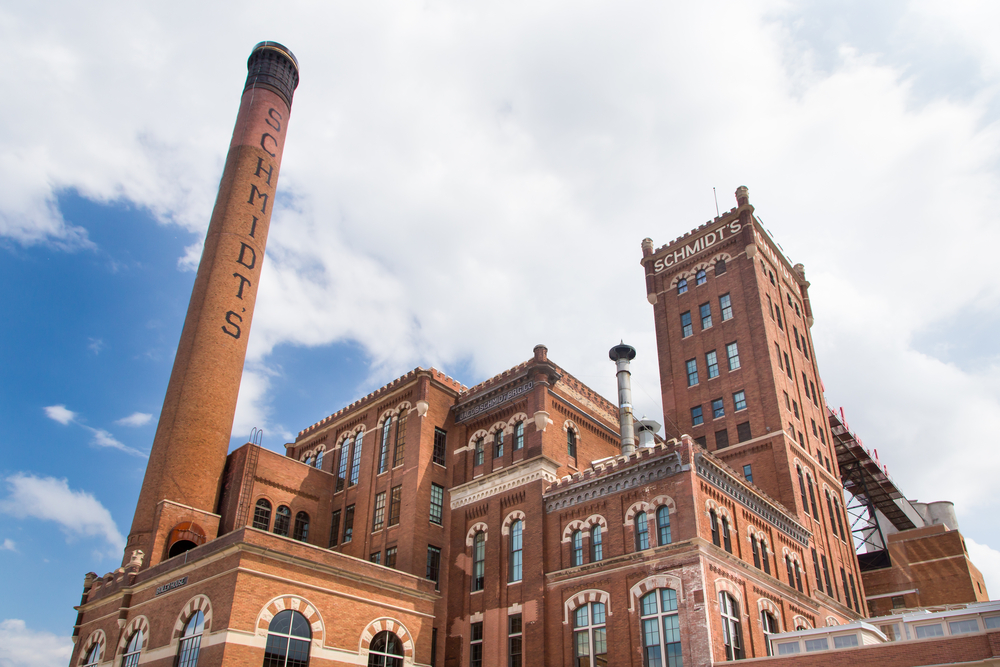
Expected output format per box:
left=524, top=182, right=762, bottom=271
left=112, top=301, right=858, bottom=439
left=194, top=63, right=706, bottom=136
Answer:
left=393, top=411, right=407, bottom=468
left=336, top=443, right=348, bottom=492
left=372, top=492, right=386, bottom=531
left=379, top=418, right=392, bottom=474
left=349, top=433, right=362, bottom=486
left=573, top=603, right=607, bottom=667
left=474, top=437, right=484, bottom=466
left=784, top=353, right=792, bottom=379
left=426, top=545, right=441, bottom=588
left=720, top=293, right=733, bottom=320
left=822, top=555, right=833, bottom=598
left=508, top=615, right=523, bottom=667
left=470, top=622, right=483, bottom=667
left=794, top=560, right=803, bottom=592
left=834, top=499, right=847, bottom=541
left=433, top=427, right=447, bottom=466
left=743, top=464, right=753, bottom=483
left=751, top=537, right=761, bottom=569
left=590, top=525, right=603, bottom=562
left=710, top=510, right=720, bottom=546
left=812, top=548, right=822, bottom=593
left=657, top=506, right=672, bottom=546
left=776, top=307, right=783, bottom=330
left=494, top=429, right=504, bottom=458
left=696, top=269, right=707, bottom=285
left=385, top=546, right=397, bottom=569
left=797, top=467, right=809, bottom=515
left=700, top=302, right=713, bottom=329
left=635, top=511, right=650, bottom=550
left=677, top=278, right=688, bottom=294
left=686, top=359, right=699, bottom=386
left=367, top=631, right=403, bottom=667
left=472, top=531, right=485, bottom=591
left=314, top=450, right=323, bottom=469
left=177, top=611, right=205, bottom=667
left=567, top=429, right=577, bottom=458
left=706, top=351, right=719, bottom=378
left=253, top=499, right=272, bottom=530
left=762, top=543, right=771, bottom=575
left=429, top=484, right=444, bottom=525
left=263, top=610, right=311, bottom=667
left=509, top=520, right=523, bottom=582
left=82, top=644, right=100, bottom=667
left=572, top=529, right=584, bottom=566
left=641, top=589, right=681, bottom=667
left=722, top=516, right=732, bottom=553
left=767, top=295, right=774, bottom=319
left=514, top=421, right=524, bottom=450
left=761, top=612, right=779, bottom=656
left=293, top=512, right=310, bottom=542
left=726, top=342, right=740, bottom=370
left=328, top=510, right=341, bottom=548
left=720, top=593, right=743, bottom=660
left=794, top=326, right=801, bottom=350
left=388, top=485, right=402, bottom=526
left=343, top=505, right=355, bottom=543
left=681, top=311, right=693, bottom=337
left=841, top=568, right=852, bottom=610
left=849, top=573, right=860, bottom=611
left=121, top=630, right=143, bottom=667
left=273, top=506, right=291, bottom=537
left=807, top=476, right=819, bottom=517
left=786, top=556, right=795, bottom=587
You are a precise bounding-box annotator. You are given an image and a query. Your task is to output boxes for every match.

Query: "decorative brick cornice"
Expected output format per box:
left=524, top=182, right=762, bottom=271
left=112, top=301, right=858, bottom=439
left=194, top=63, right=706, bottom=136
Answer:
left=450, top=457, right=560, bottom=510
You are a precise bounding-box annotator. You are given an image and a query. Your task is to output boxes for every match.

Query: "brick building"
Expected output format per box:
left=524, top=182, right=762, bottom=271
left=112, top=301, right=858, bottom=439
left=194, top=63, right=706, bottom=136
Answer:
left=68, top=44, right=992, bottom=667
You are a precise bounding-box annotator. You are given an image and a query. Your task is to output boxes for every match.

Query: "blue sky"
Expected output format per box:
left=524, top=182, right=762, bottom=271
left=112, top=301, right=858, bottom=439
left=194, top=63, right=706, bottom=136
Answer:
left=3, top=2, right=1000, bottom=664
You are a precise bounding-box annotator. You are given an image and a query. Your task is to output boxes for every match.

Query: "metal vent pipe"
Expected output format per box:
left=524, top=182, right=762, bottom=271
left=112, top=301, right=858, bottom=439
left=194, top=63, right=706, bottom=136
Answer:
left=609, top=342, right=637, bottom=456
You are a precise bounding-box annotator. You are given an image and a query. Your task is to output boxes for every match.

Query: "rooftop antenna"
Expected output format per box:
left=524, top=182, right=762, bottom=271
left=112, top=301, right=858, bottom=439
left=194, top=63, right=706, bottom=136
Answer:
left=713, top=187, right=720, bottom=217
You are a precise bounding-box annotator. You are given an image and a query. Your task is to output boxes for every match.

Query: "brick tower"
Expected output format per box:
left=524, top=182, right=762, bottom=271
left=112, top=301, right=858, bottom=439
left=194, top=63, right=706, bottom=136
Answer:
left=124, top=42, right=299, bottom=570
left=640, top=186, right=867, bottom=616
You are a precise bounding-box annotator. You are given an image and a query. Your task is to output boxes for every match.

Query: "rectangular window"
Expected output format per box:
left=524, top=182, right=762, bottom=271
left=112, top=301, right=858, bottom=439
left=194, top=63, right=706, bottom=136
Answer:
left=328, top=510, right=341, bottom=548
left=804, top=638, right=828, bottom=652
left=706, top=351, right=719, bottom=379
left=433, top=427, right=447, bottom=466
left=385, top=546, right=397, bottom=568
left=343, top=505, right=355, bottom=543
left=378, top=419, right=391, bottom=474
left=700, top=302, right=713, bottom=329
left=431, top=628, right=437, bottom=667
left=336, top=446, right=348, bottom=492
left=508, top=615, right=523, bottom=667
left=811, top=380, right=819, bottom=406
left=822, top=554, right=833, bottom=597
left=712, top=398, right=725, bottom=419
left=691, top=406, right=704, bottom=426
left=794, top=327, right=801, bottom=350
left=733, top=390, right=747, bottom=411
left=802, top=372, right=810, bottom=396
left=743, top=464, right=752, bottom=482
left=426, top=545, right=441, bottom=587
left=694, top=435, right=706, bottom=447
left=720, top=293, right=733, bottom=320
left=513, top=421, right=524, bottom=450
left=430, top=483, right=444, bottom=525
left=349, top=436, right=362, bottom=486
left=737, top=421, right=751, bottom=442
left=686, top=358, right=699, bottom=386
left=767, top=294, right=774, bottom=319
left=776, top=343, right=783, bottom=368
left=474, top=437, right=484, bottom=466
left=784, top=391, right=791, bottom=410
left=793, top=400, right=799, bottom=419
left=915, top=624, right=944, bottom=639
left=834, top=635, right=858, bottom=649
left=372, top=491, right=386, bottom=532
left=393, top=411, right=407, bottom=467
left=811, top=419, right=818, bottom=436
left=812, top=548, right=822, bottom=593
left=389, top=485, right=402, bottom=526
left=776, top=307, right=783, bottom=330
left=726, top=342, right=740, bottom=370
left=715, top=429, right=729, bottom=449
left=494, top=429, right=504, bottom=458
left=949, top=619, right=980, bottom=635
left=784, top=353, right=793, bottom=379
left=798, top=432, right=805, bottom=446
left=370, top=552, right=381, bottom=564
left=681, top=311, right=693, bottom=338
left=470, top=622, right=483, bottom=667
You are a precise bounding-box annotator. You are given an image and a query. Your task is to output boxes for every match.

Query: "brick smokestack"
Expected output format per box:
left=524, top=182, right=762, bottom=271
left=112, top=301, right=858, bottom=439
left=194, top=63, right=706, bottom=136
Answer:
left=124, top=42, right=299, bottom=569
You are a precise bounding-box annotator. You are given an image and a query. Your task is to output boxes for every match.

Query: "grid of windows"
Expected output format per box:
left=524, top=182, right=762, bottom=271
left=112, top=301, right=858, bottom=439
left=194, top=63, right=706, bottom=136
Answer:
left=433, top=428, right=447, bottom=466
left=372, top=492, right=386, bottom=531
left=641, top=589, right=681, bottom=667
left=706, top=351, right=719, bottom=379
left=389, top=486, right=402, bottom=526
left=720, top=293, right=733, bottom=320
left=691, top=406, right=703, bottom=426
left=253, top=499, right=272, bottom=530
left=430, top=484, right=444, bottom=525
left=726, top=342, right=740, bottom=370
left=700, top=302, right=712, bottom=329
left=681, top=311, right=693, bottom=338
left=686, top=359, right=699, bottom=386
left=573, top=603, right=607, bottom=667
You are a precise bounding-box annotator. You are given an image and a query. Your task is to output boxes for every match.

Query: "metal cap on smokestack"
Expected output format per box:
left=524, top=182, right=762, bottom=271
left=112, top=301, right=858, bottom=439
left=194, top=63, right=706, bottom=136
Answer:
left=609, top=342, right=637, bottom=456
left=636, top=419, right=661, bottom=449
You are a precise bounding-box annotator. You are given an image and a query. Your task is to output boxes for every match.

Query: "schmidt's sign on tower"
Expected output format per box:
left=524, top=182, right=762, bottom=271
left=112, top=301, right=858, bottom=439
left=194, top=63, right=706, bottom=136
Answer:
left=652, top=220, right=743, bottom=273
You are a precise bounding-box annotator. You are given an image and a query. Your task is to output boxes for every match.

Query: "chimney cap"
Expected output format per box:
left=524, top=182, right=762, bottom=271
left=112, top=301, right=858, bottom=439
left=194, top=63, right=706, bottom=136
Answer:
left=609, top=342, right=636, bottom=362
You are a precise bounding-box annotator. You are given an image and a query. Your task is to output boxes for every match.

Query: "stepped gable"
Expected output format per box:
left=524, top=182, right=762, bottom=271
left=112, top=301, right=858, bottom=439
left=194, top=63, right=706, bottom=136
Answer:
left=296, top=367, right=466, bottom=439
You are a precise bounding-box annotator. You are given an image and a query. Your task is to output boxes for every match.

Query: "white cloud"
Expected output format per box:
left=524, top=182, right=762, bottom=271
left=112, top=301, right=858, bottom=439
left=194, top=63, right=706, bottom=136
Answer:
left=87, top=337, right=103, bottom=354
left=0, top=473, right=125, bottom=558
left=115, top=412, right=152, bottom=427
left=966, top=537, right=1000, bottom=600
left=83, top=427, right=146, bottom=458
left=43, top=405, right=76, bottom=425
left=0, top=539, right=16, bottom=552
left=0, top=620, right=73, bottom=667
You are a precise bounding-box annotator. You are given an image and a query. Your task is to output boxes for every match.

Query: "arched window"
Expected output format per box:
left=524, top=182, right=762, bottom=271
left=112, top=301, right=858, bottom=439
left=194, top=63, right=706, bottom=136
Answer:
left=252, top=499, right=272, bottom=530
left=761, top=611, right=779, bottom=656
left=349, top=432, right=363, bottom=485
left=367, top=631, right=403, bottom=667
left=677, top=278, right=688, bottom=294
left=710, top=510, right=720, bottom=547
left=567, top=429, right=577, bottom=458
left=82, top=644, right=100, bottom=667
left=751, top=537, right=761, bottom=569
left=304, top=455, right=313, bottom=466
left=514, top=421, right=524, bottom=450
left=263, top=609, right=311, bottom=667
left=379, top=418, right=392, bottom=474
left=121, top=631, right=142, bottom=667
left=590, top=525, right=603, bottom=562
left=474, top=437, right=484, bottom=466
left=177, top=610, right=205, bottom=667
left=640, top=588, right=681, bottom=667
left=293, top=512, right=310, bottom=542
left=571, top=530, right=584, bottom=566
left=573, top=602, right=606, bottom=667
left=785, top=556, right=795, bottom=586
left=314, top=450, right=323, bottom=469
left=722, top=517, right=732, bottom=554
left=657, top=506, right=671, bottom=546
left=719, top=592, right=743, bottom=660
left=635, top=511, right=650, bottom=551
left=273, top=506, right=291, bottom=537
left=794, top=561, right=803, bottom=592
left=696, top=269, right=707, bottom=285
left=472, top=531, right=485, bottom=591
left=762, top=544, right=771, bottom=575
left=509, top=520, right=523, bottom=582
left=336, top=442, right=349, bottom=492
left=494, top=429, right=504, bottom=458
